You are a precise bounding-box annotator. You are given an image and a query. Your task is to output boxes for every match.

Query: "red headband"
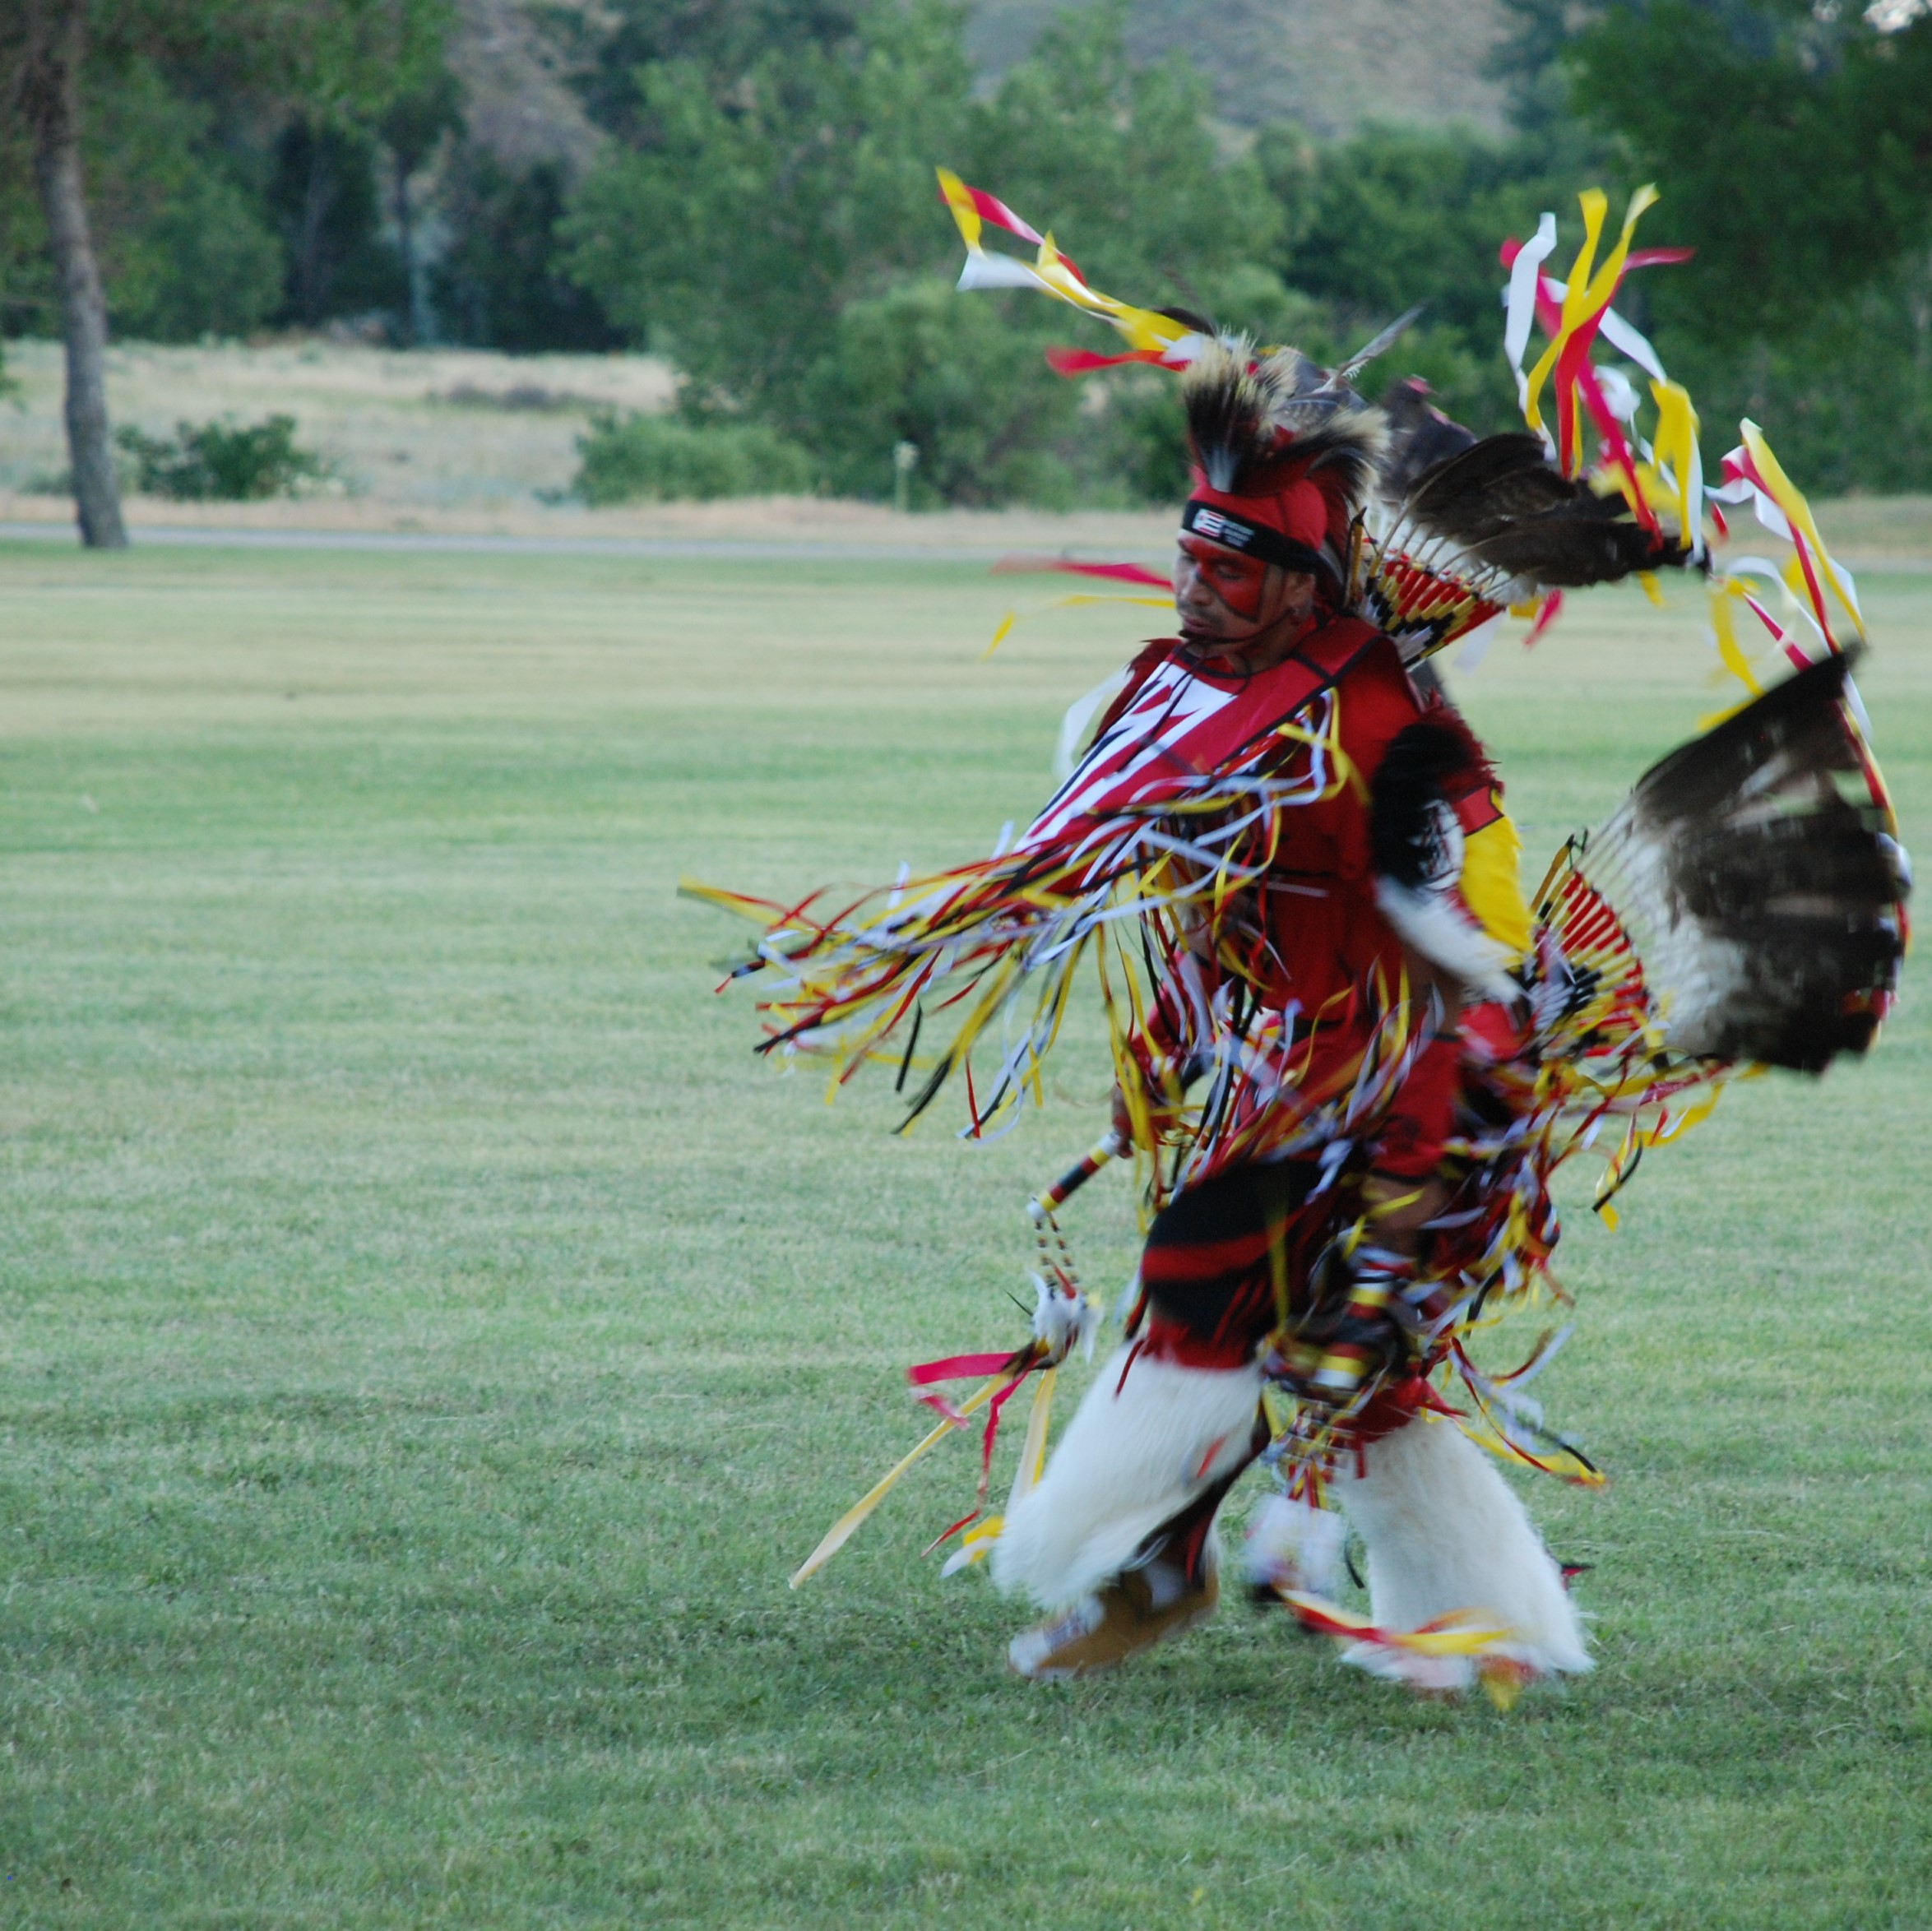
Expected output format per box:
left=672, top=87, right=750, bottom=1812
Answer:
left=1184, top=470, right=1337, bottom=584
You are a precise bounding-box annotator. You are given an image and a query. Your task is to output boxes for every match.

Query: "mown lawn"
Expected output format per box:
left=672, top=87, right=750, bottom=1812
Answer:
left=0, top=539, right=1927, bottom=1929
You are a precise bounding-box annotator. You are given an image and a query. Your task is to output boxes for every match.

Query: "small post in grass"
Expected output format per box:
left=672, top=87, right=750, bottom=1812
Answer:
left=892, top=439, right=920, bottom=513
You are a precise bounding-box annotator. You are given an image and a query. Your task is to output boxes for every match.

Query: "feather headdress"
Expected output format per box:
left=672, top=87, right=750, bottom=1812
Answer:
left=1181, top=338, right=1386, bottom=509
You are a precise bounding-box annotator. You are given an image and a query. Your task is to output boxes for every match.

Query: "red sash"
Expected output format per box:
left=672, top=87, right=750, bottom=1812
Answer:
left=1025, top=618, right=1383, bottom=848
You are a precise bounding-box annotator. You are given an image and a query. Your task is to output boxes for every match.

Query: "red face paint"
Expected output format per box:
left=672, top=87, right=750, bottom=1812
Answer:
left=1176, top=534, right=1269, bottom=622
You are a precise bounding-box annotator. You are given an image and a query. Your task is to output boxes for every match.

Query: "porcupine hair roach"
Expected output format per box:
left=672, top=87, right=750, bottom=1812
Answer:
left=1180, top=336, right=1386, bottom=512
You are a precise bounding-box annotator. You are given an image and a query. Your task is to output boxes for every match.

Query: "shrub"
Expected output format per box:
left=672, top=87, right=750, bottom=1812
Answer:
left=115, top=416, right=331, bottom=501
left=572, top=412, right=814, bottom=504
left=799, top=280, right=1084, bottom=507
left=115, top=169, right=285, bottom=343
left=433, top=152, right=620, bottom=353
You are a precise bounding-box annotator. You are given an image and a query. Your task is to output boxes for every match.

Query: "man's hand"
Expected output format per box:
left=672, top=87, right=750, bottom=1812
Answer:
left=1279, top=1235, right=1412, bottom=1409
left=1110, top=1082, right=1133, bottom=1147
left=1360, top=1170, right=1450, bottom=1260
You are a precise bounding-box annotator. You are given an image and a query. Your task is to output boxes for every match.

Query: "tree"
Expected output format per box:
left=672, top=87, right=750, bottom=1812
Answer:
left=1255, top=119, right=1597, bottom=433
left=964, top=7, right=1282, bottom=307
left=1558, top=0, right=1932, bottom=484
left=269, top=118, right=405, bottom=327
left=800, top=277, right=1086, bottom=503
left=1571, top=0, right=1932, bottom=341
left=563, top=0, right=1295, bottom=502
left=9, top=1, right=124, bottom=546
left=563, top=0, right=972, bottom=429
left=376, top=68, right=462, bottom=342
left=0, top=0, right=452, bottom=547
left=1490, top=0, right=1594, bottom=132
left=89, top=63, right=285, bottom=343
left=433, top=152, right=620, bottom=352
left=548, top=0, right=869, bottom=142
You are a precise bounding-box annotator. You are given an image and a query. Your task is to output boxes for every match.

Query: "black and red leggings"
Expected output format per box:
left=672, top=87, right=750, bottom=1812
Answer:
left=1137, top=1160, right=1327, bottom=1368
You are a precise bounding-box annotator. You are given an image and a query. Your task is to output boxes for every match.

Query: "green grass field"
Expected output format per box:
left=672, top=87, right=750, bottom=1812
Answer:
left=1, top=540, right=1928, bottom=1929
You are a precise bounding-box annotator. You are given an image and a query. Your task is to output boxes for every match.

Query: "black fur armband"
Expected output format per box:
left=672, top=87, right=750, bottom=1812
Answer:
left=1370, top=715, right=1494, bottom=892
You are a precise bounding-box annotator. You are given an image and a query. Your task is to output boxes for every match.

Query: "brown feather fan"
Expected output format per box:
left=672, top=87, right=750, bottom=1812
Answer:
left=1573, top=650, right=1908, bottom=1071
left=1401, top=433, right=1686, bottom=587
left=1375, top=385, right=1692, bottom=594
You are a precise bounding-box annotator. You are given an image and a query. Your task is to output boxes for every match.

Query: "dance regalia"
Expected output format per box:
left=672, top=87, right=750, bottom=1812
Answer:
left=691, top=178, right=1910, bottom=1698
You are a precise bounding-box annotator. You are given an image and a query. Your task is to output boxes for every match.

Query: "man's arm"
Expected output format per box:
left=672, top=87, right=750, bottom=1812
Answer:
left=1360, top=944, right=1464, bottom=1257
left=1295, top=686, right=1534, bottom=1410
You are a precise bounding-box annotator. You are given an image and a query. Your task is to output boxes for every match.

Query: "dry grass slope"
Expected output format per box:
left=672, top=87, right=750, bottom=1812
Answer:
left=0, top=338, right=674, bottom=512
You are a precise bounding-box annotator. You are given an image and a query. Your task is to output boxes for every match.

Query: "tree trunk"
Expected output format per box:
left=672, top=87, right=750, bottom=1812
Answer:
left=393, top=155, right=424, bottom=345
left=19, top=0, right=126, bottom=549
left=294, top=136, right=333, bottom=326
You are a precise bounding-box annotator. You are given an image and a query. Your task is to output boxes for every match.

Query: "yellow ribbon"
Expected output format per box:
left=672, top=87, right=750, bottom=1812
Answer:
left=790, top=1362, right=1029, bottom=1586
left=1740, top=421, right=1865, bottom=643
left=1522, top=185, right=1659, bottom=473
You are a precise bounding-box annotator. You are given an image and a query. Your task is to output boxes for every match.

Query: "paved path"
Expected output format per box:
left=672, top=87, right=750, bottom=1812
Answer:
left=0, top=521, right=1165, bottom=564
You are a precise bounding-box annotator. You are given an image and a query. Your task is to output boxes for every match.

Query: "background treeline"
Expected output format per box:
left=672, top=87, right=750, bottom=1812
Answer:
left=6, top=0, right=1932, bottom=503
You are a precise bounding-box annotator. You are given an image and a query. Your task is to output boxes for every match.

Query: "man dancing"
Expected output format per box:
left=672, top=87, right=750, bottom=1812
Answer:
left=991, top=345, right=1589, bottom=1680
left=702, top=180, right=1907, bottom=1698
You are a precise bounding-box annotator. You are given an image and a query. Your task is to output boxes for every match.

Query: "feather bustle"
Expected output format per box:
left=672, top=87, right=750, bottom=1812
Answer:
left=1580, top=651, right=1907, bottom=1071
left=1379, top=422, right=1691, bottom=595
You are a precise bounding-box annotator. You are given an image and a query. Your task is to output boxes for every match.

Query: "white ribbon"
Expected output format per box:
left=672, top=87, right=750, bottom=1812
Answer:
left=1503, top=213, right=1558, bottom=392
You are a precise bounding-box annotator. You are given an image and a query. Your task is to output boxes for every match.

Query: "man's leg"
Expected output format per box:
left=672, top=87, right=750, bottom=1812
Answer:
left=994, top=1165, right=1308, bottom=1679
left=1333, top=1409, right=1591, bottom=1679
left=997, top=1367, right=1267, bottom=1683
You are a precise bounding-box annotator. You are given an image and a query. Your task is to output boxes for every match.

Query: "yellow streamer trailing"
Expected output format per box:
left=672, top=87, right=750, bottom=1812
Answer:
left=789, top=1363, right=1026, bottom=1587
left=937, top=166, right=1198, bottom=361
left=1522, top=185, right=1658, bottom=475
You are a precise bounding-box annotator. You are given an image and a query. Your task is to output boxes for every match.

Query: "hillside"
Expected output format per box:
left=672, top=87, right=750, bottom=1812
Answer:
left=969, top=0, right=1513, bottom=136
left=449, top=0, right=1515, bottom=177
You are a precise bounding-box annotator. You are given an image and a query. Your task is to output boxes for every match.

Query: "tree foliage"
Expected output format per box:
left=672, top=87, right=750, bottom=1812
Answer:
left=0, top=0, right=456, bottom=343
left=549, top=0, right=869, bottom=142
left=0, top=53, right=285, bottom=341
left=1563, top=0, right=1932, bottom=483
left=563, top=0, right=971, bottom=424
left=960, top=10, right=1281, bottom=302
left=91, top=0, right=454, bottom=123
left=435, top=153, right=620, bottom=353
left=269, top=119, right=405, bottom=327
left=1571, top=0, right=1932, bottom=339
left=562, top=0, right=1293, bottom=502
left=799, top=278, right=1085, bottom=504
left=1259, top=118, right=1597, bottom=433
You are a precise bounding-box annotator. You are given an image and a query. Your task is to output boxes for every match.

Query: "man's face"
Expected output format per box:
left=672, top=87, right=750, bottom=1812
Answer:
left=1174, top=534, right=1315, bottom=656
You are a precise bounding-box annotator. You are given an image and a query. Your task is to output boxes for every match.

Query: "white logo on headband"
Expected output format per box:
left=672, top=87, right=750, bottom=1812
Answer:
left=1188, top=506, right=1255, bottom=549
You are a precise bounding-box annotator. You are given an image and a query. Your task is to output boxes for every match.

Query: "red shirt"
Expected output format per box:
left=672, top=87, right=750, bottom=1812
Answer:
left=1114, top=623, right=1460, bottom=1179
